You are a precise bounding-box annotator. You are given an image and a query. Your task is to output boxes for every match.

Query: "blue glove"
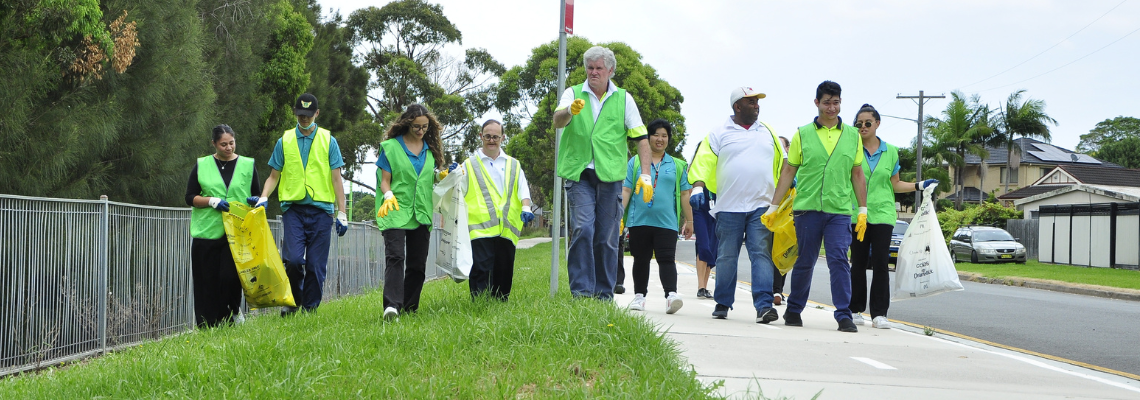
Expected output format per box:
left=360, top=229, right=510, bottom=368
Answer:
left=918, top=179, right=940, bottom=190
left=208, top=197, right=229, bottom=212
left=521, top=206, right=535, bottom=224
left=247, top=196, right=267, bottom=208
left=335, top=211, right=348, bottom=237
left=689, top=187, right=707, bottom=209
left=447, top=162, right=459, bottom=172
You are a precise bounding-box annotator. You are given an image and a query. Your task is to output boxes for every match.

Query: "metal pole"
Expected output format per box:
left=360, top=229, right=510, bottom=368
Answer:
left=897, top=91, right=945, bottom=209
left=98, top=195, right=109, bottom=354
left=550, top=0, right=568, bottom=297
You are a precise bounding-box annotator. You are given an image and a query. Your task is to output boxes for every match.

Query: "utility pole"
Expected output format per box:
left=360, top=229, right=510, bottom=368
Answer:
left=897, top=91, right=945, bottom=207
left=550, top=0, right=571, bottom=297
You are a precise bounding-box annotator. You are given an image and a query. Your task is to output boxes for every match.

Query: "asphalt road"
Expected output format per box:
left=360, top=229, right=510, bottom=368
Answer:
left=674, top=239, right=1140, bottom=377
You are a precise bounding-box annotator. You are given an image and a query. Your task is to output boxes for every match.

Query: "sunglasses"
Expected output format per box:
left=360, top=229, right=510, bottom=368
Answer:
left=854, top=121, right=875, bottom=128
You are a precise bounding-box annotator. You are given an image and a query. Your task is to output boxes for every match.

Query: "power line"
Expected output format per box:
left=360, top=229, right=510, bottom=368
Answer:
left=977, top=23, right=1140, bottom=93
left=959, top=0, right=1129, bottom=89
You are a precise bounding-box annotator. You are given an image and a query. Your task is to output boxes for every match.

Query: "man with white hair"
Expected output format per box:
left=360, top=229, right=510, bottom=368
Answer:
left=552, top=45, right=653, bottom=300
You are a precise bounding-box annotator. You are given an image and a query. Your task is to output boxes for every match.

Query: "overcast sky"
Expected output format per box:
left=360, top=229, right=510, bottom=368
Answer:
left=322, top=0, right=1140, bottom=191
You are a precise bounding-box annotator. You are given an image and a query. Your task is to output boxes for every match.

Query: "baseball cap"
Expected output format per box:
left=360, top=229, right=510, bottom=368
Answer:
left=294, top=93, right=318, bottom=116
left=729, top=87, right=766, bottom=107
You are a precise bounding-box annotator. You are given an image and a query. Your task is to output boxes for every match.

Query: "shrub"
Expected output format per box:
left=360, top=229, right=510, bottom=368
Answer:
left=936, top=202, right=1022, bottom=242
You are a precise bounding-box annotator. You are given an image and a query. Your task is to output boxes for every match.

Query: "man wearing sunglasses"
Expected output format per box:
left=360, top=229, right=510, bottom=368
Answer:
left=454, top=119, right=534, bottom=301
left=764, top=81, right=868, bottom=333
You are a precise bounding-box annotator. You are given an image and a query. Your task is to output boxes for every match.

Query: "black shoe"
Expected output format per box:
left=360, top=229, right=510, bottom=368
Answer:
left=783, top=311, right=803, bottom=327
left=757, top=307, right=779, bottom=324
left=838, top=318, right=859, bottom=333
left=697, top=288, right=710, bottom=299
left=614, top=284, right=626, bottom=294
left=712, top=304, right=729, bottom=319
left=280, top=306, right=299, bottom=317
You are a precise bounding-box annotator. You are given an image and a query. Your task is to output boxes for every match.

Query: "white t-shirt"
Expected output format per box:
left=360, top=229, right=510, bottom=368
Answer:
left=707, top=116, right=784, bottom=215
left=556, top=80, right=645, bottom=169
left=468, top=149, right=531, bottom=201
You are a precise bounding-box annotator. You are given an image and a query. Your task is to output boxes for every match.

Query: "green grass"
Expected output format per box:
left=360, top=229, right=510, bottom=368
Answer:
left=0, top=242, right=719, bottom=399
left=954, top=260, right=1140, bottom=290
left=518, top=224, right=550, bottom=239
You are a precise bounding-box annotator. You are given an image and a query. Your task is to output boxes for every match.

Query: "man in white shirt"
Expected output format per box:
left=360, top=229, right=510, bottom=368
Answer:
left=459, top=120, right=534, bottom=301
left=687, top=87, right=786, bottom=323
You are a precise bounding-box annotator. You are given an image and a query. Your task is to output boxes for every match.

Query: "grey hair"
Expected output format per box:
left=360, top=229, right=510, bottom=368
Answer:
left=582, top=46, right=616, bottom=79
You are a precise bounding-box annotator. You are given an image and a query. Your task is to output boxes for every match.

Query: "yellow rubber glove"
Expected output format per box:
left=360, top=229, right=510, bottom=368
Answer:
left=634, top=174, right=654, bottom=204
left=619, top=219, right=624, bottom=237
left=376, top=191, right=400, bottom=218
left=760, top=205, right=778, bottom=229
left=855, top=207, right=868, bottom=242
left=569, top=99, right=585, bottom=115
left=437, top=169, right=449, bottom=180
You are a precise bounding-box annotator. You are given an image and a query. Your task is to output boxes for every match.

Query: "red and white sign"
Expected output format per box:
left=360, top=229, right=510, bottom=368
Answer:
left=564, top=0, right=574, bottom=34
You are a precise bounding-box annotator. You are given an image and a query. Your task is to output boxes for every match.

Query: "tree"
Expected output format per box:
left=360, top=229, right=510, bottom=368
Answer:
left=498, top=37, right=686, bottom=208
left=925, top=91, right=1001, bottom=210
left=1096, top=137, right=1140, bottom=169
left=896, top=140, right=951, bottom=212
left=347, top=0, right=505, bottom=163
left=995, top=90, right=1056, bottom=194
left=1076, top=116, right=1140, bottom=154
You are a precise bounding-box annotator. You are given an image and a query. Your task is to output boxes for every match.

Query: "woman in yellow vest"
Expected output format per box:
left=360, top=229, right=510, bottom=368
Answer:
left=849, top=104, right=938, bottom=329
left=185, top=124, right=260, bottom=327
left=375, top=104, right=446, bottom=320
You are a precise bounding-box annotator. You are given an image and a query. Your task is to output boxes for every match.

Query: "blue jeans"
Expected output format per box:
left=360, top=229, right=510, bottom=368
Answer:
left=281, top=205, right=333, bottom=310
left=713, top=206, right=775, bottom=311
left=565, top=170, right=623, bottom=299
left=786, top=211, right=853, bottom=321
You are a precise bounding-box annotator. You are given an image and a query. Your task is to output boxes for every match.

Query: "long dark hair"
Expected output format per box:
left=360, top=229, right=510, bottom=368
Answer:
left=211, top=124, right=235, bottom=142
left=385, top=104, right=444, bottom=168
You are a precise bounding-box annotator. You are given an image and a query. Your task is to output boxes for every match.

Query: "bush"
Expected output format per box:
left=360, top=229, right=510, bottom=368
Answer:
left=937, top=202, right=1022, bottom=242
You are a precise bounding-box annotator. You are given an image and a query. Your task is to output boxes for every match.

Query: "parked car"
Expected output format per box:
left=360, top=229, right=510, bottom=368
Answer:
left=888, top=220, right=909, bottom=265
left=948, top=226, right=1027, bottom=264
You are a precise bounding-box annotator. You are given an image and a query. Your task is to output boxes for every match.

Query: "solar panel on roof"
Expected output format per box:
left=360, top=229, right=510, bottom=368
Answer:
left=1028, top=143, right=1073, bottom=162
left=1072, top=154, right=1101, bottom=164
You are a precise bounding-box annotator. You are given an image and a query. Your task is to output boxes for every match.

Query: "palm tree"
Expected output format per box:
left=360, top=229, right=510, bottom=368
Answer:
left=996, top=90, right=1057, bottom=194
left=925, top=91, right=1002, bottom=210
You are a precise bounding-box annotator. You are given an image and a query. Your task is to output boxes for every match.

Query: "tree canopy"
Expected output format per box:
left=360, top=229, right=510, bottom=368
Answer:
left=1077, top=116, right=1140, bottom=154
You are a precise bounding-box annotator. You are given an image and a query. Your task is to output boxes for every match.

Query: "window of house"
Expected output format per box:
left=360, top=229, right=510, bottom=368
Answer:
left=1042, top=167, right=1050, bottom=178
left=1000, top=167, right=1018, bottom=184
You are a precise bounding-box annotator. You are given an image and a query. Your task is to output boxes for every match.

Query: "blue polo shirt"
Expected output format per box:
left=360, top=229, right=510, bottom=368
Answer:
left=623, top=155, right=692, bottom=232
left=375, top=136, right=428, bottom=175
left=864, top=137, right=901, bottom=176
left=268, top=125, right=346, bottom=214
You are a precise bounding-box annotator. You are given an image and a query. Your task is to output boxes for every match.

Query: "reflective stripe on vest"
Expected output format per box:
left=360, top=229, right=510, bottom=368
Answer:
left=465, top=155, right=522, bottom=242
left=280, top=128, right=334, bottom=202
left=190, top=156, right=255, bottom=239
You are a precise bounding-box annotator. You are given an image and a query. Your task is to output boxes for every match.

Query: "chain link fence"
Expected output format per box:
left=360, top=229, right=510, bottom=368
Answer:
left=1, top=194, right=423, bottom=376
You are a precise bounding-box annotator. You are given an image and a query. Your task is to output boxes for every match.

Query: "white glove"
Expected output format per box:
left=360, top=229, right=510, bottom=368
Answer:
left=521, top=205, right=532, bottom=213
left=691, top=187, right=703, bottom=196
left=336, top=211, right=348, bottom=227
left=383, top=191, right=394, bottom=200
left=207, top=197, right=223, bottom=208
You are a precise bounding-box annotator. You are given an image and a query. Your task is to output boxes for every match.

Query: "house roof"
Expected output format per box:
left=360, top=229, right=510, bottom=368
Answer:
left=964, top=137, right=1121, bottom=168
left=1047, top=164, right=1140, bottom=187
left=1013, top=184, right=1140, bottom=206
left=997, top=184, right=1067, bottom=200
left=943, top=187, right=986, bottom=202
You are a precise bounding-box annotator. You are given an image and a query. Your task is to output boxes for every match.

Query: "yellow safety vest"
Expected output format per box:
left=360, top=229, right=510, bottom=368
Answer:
left=464, top=154, right=523, bottom=245
left=280, top=128, right=334, bottom=202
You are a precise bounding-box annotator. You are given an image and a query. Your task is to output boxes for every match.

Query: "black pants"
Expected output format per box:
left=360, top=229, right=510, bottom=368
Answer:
left=190, top=237, right=242, bottom=327
left=617, top=239, right=625, bottom=285
left=469, top=236, right=516, bottom=301
left=628, top=226, right=678, bottom=298
left=773, top=267, right=787, bottom=295
left=383, top=225, right=430, bottom=313
left=850, top=223, right=894, bottom=317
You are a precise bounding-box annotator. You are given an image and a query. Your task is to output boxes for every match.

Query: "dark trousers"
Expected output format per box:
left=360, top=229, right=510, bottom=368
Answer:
left=617, top=239, right=625, bottom=285
left=787, top=211, right=853, bottom=321
left=383, top=224, right=430, bottom=312
left=281, top=205, right=333, bottom=310
left=850, top=223, right=894, bottom=317
left=565, top=169, right=622, bottom=299
left=190, top=237, right=242, bottom=327
left=773, top=267, right=787, bottom=295
left=469, top=236, right=516, bottom=301
left=628, top=226, right=678, bottom=298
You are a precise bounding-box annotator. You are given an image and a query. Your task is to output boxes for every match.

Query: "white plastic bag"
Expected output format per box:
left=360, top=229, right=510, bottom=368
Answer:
left=433, top=169, right=472, bottom=282
left=893, top=187, right=964, bottom=300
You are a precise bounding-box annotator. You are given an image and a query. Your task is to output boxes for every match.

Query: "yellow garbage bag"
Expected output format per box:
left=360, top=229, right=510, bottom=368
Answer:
left=223, top=203, right=296, bottom=308
left=770, top=188, right=798, bottom=276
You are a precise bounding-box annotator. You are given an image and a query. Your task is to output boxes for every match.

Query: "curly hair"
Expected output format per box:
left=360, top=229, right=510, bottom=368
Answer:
left=385, top=104, right=444, bottom=169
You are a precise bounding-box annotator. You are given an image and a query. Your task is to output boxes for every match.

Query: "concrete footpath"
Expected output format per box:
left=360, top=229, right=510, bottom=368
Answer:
left=616, top=255, right=1140, bottom=400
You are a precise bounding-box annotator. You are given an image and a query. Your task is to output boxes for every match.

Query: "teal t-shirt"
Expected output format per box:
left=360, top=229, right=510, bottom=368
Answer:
left=864, top=137, right=901, bottom=176
left=623, top=155, right=692, bottom=232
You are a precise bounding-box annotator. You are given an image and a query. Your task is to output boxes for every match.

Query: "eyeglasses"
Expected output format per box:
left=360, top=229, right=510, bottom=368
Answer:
left=482, top=135, right=502, bottom=141
left=854, top=121, right=875, bottom=128
left=411, top=124, right=429, bottom=131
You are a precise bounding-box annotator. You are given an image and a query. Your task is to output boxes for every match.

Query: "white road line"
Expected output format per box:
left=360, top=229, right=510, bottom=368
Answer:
left=851, top=357, right=897, bottom=370
left=759, top=324, right=781, bottom=330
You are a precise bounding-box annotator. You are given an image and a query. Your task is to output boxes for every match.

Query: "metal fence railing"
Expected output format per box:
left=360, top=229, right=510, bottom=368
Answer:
left=1, top=193, right=424, bottom=376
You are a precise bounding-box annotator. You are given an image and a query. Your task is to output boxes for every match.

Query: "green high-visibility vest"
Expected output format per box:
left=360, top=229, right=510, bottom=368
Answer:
left=792, top=123, right=860, bottom=215
left=853, top=141, right=900, bottom=225
left=557, top=84, right=631, bottom=183
left=685, top=121, right=784, bottom=193
left=190, top=156, right=255, bottom=239
left=375, top=138, right=434, bottom=231
left=464, top=155, right=523, bottom=244
left=280, top=128, right=334, bottom=203
left=626, top=154, right=688, bottom=230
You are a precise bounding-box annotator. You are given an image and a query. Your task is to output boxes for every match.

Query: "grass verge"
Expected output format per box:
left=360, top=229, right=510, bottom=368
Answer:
left=954, top=260, right=1140, bottom=290
left=0, top=242, right=718, bottom=399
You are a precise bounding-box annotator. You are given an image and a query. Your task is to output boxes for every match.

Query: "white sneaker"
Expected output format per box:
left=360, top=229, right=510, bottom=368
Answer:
left=383, top=307, right=398, bottom=321
left=665, top=292, right=683, bottom=314
left=872, top=316, right=891, bottom=329
left=628, top=294, right=646, bottom=311
left=233, top=312, right=246, bottom=325
left=852, top=313, right=865, bottom=326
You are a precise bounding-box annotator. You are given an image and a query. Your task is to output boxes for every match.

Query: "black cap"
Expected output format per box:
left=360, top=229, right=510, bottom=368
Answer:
left=294, top=93, right=318, bottom=116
